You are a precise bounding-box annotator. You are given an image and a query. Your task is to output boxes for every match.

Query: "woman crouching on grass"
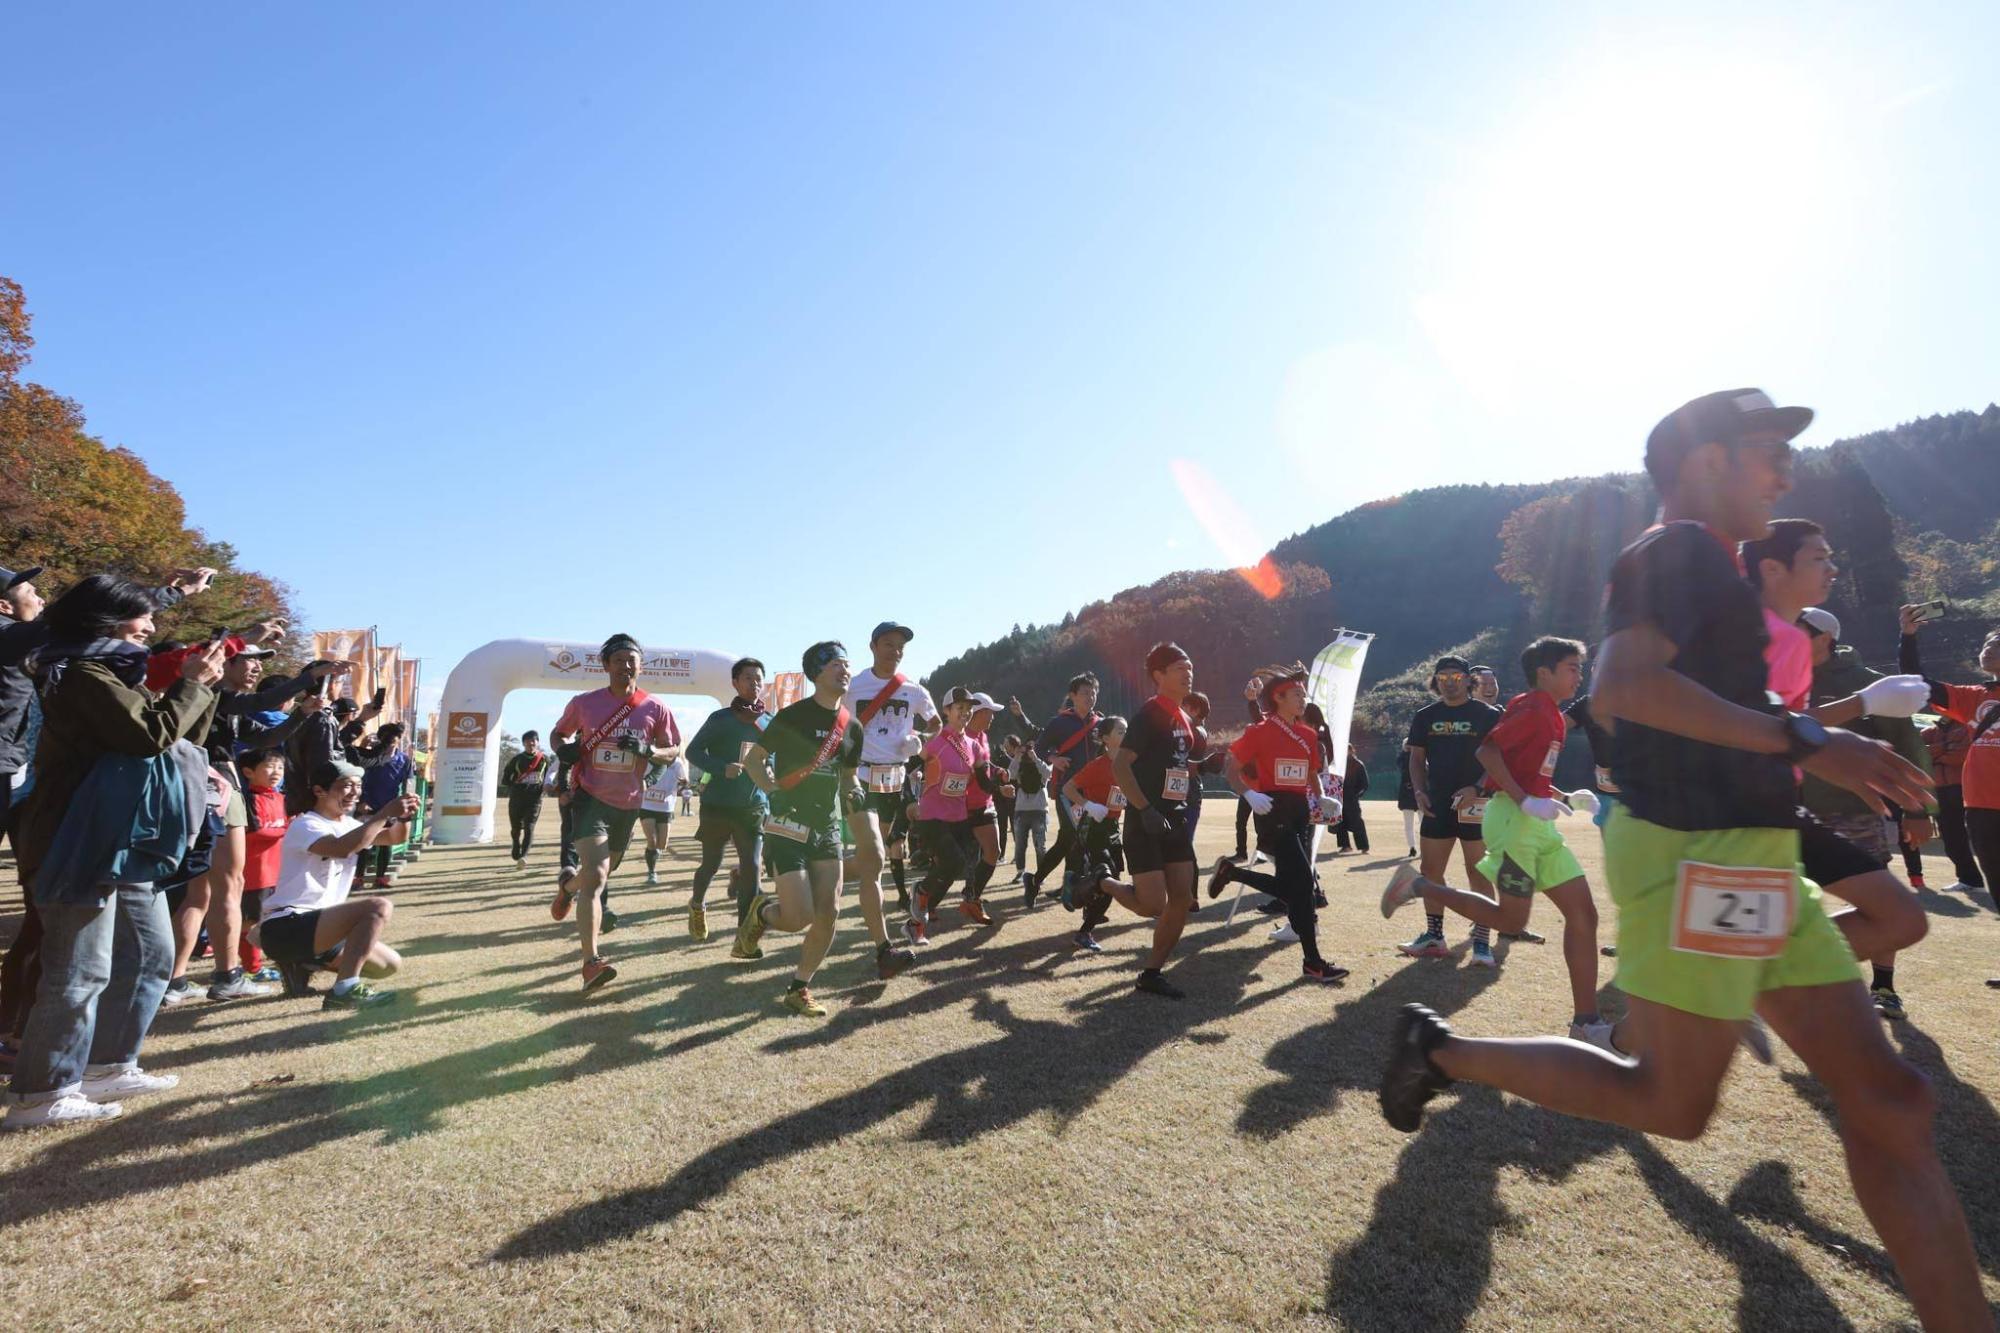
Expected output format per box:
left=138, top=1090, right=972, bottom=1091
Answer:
left=253, top=759, right=416, bottom=1009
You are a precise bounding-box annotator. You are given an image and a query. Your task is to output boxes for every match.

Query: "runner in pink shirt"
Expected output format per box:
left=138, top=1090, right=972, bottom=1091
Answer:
left=548, top=633, right=683, bottom=991
left=907, top=690, right=983, bottom=941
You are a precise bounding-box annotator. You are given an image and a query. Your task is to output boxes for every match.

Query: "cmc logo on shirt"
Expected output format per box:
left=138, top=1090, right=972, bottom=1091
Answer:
left=1429, top=722, right=1477, bottom=736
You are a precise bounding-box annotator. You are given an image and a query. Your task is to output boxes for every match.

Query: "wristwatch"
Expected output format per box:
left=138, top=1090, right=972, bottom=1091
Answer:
left=1780, top=711, right=1830, bottom=763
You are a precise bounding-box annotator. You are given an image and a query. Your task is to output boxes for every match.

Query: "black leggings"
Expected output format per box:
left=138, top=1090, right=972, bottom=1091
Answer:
left=1036, top=801, right=1081, bottom=884
left=1936, top=785, right=1983, bottom=888
left=1235, top=797, right=1253, bottom=858
left=916, top=820, right=981, bottom=912
left=1224, top=810, right=1323, bottom=964
left=1336, top=800, right=1370, bottom=853
left=1961, top=807, right=2000, bottom=911
left=509, top=792, right=543, bottom=859
left=691, top=811, right=761, bottom=924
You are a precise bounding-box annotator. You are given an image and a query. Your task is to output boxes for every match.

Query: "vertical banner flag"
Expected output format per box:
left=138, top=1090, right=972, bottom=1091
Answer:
left=759, top=672, right=808, bottom=714
left=1305, top=630, right=1373, bottom=800
left=376, top=643, right=403, bottom=724
left=311, top=629, right=377, bottom=701
left=400, top=658, right=422, bottom=731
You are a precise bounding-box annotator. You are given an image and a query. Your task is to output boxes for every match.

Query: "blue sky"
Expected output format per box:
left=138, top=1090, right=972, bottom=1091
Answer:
left=6, top=3, right=1996, bottom=740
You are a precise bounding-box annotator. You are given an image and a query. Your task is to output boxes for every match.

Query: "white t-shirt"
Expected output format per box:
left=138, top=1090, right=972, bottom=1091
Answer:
left=847, top=668, right=938, bottom=766
left=641, top=757, right=689, bottom=814
left=265, top=811, right=361, bottom=917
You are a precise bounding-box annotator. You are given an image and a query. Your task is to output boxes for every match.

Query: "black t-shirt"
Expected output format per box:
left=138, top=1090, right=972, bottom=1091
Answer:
left=761, top=697, right=863, bottom=830
left=1120, top=696, right=1194, bottom=813
left=1603, top=521, right=1796, bottom=830
left=1405, top=699, right=1500, bottom=801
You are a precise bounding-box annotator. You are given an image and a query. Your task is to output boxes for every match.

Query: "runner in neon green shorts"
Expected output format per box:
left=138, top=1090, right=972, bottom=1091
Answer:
left=1377, top=387, right=1986, bottom=1331
left=1382, top=636, right=1611, bottom=1047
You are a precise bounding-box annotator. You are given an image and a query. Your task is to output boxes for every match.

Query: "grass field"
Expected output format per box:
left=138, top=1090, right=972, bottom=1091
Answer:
left=2, top=800, right=1997, bottom=1331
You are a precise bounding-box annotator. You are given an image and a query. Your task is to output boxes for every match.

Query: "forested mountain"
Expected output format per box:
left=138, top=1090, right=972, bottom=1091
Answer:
left=928, top=405, right=2000, bottom=773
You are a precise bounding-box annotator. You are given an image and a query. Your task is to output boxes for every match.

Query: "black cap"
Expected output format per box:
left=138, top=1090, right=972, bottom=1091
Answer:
left=0, top=563, right=42, bottom=593
left=331, top=696, right=359, bottom=715
left=870, top=621, right=914, bottom=646
left=1646, top=389, right=1813, bottom=483
left=1145, top=641, right=1191, bottom=675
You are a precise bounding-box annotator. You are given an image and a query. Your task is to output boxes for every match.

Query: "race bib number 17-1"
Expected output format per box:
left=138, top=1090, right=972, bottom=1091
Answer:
left=1670, top=861, right=1795, bottom=960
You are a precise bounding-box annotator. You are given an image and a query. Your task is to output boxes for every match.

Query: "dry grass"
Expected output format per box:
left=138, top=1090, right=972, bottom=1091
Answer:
left=2, top=801, right=1997, bottom=1331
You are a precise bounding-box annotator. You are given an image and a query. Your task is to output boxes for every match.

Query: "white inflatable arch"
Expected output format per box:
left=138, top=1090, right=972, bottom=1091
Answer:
left=431, top=639, right=738, bottom=845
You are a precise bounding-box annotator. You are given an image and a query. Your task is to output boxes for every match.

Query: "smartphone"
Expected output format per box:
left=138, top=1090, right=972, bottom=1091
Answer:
left=372, top=686, right=387, bottom=708
left=208, top=626, right=232, bottom=644
left=1913, top=599, right=1948, bottom=625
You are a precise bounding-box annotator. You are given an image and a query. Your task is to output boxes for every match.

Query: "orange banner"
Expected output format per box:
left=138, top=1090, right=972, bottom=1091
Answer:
left=759, top=672, right=808, bottom=713
left=311, top=628, right=377, bottom=701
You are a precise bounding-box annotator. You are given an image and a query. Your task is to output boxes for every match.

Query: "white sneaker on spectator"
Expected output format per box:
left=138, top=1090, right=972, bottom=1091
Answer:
left=1270, top=921, right=1300, bottom=944
left=80, top=1065, right=180, bottom=1103
left=207, top=972, right=274, bottom=1002
left=4, top=1090, right=123, bottom=1130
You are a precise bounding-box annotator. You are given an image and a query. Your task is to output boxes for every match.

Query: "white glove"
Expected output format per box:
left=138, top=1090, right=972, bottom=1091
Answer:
left=1520, top=795, right=1572, bottom=821
left=1243, top=790, right=1274, bottom=815
left=1084, top=801, right=1110, bottom=822
left=899, top=731, right=925, bottom=759
left=1318, top=795, right=1343, bottom=824
left=1567, top=789, right=1601, bottom=817
left=1859, top=674, right=1930, bottom=719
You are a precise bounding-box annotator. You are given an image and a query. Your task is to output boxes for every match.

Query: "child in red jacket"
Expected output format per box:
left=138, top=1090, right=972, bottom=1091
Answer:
left=239, top=749, right=290, bottom=981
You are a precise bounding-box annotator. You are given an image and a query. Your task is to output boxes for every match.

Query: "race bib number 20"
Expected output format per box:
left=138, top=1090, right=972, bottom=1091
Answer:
left=1671, top=861, right=1795, bottom=959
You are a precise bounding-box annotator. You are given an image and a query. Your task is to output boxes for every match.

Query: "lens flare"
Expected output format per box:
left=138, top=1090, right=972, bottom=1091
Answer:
left=1169, top=459, right=1285, bottom=600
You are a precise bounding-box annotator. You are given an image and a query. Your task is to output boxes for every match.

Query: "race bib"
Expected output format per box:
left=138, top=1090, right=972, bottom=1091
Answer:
left=864, top=763, right=906, bottom=793
left=1671, top=861, right=1795, bottom=959
left=1163, top=767, right=1190, bottom=800
left=593, top=744, right=636, bottom=773
left=1274, top=758, right=1309, bottom=789
left=940, top=772, right=970, bottom=799
left=1540, top=742, right=1562, bottom=778
left=1108, top=787, right=1127, bottom=810
left=762, top=814, right=810, bottom=844
left=1457, top=797, right=1488, bottom=822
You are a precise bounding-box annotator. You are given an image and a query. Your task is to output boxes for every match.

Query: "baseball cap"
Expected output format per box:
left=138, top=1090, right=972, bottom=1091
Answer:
left=331, top=696, right=359, bottom=715
left=939, top=685, right=978, bottom=710
left=1, top=563, right=42, bottom=593
left=870, top=621, right=914, bottom=646
left=1646, top=389, right=1814, bottom=483
left=1799, top=607, right=1841, bottom=641
left=233, top=644, right=276, bottom=659
left=1146, top=641, right=1191, bottom=674
left=966, top=691, right=1005, bottom=714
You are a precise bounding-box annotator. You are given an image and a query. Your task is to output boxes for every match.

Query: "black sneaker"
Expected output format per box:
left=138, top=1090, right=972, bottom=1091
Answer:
left=600, top=908, right=620, bottom=934
left=1206, top=857, right=1233, bottom=900
left=1302, top=959, right=1350, bottom=985
left=278, top=961, right=315, bottom=997
left=876, top=941, right=916, bottom=981
left=1381, top=1003, right=1455, bottom=1133
left=1022, top=871, right=1041, bottom=909
left=1135, top=969, right=1185, bottom=1000
left=1072, top=930, right=1102, bottom=953
left=1312, top=889, right=1328, bottom=909
left=1255, top=897, right=1286, bottom=916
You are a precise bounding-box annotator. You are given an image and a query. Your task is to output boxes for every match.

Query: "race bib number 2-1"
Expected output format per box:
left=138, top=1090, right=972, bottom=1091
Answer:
left=1671, top=861, right=1795, bottom=960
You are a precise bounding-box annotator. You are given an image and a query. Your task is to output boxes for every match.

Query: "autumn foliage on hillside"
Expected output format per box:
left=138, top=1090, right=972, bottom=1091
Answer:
left=0, top=277, right=299, bottom=644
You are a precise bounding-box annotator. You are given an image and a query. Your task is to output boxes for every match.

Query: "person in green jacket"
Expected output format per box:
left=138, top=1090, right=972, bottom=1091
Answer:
left=681, top=657, right=771, bottom=938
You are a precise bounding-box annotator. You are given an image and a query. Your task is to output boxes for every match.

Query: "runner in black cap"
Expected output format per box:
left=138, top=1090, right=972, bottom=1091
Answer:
left=1400, top=656, right=1501, bottom=965
left=1112, top=642, right=1202, bottom=997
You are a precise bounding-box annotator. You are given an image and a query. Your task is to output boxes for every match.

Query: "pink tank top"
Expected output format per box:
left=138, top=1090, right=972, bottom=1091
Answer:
left=918, top=730, right=975, bottom=822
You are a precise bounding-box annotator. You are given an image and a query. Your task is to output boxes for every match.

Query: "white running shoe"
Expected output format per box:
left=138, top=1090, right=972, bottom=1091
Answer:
left=1468, top=939, right=1498, bottom=969
left=1380, top=865, right=1421, bottom=919
left=1569, top=1020, right=1619, bottom=1054
left=1947, top=881, right=1980, bottom=894
left=80, top=1066, right=180, bottom=1103
left=4, top=1091, right=123, bottom=1130
left=644, top=871, right=660, bottom=887
left=1270, top=921, right=1300, bottom=944
left=207, top=973, right=274, bottom=1002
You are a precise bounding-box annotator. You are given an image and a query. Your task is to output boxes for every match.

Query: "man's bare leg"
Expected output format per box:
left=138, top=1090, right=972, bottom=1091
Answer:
left=571, top=833, right=612, bottom=960
left=845, top=811, right=891, bottom=946
left=1757, top=982, right=1989, bottom=1333
left=1145, top=862, right=1194, bottom=970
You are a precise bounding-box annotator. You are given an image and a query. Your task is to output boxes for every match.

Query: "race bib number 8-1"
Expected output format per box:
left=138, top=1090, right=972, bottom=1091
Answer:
left=1671, top=861, right=1795, bottom=959
left=594, top=745, right=635, bottom=772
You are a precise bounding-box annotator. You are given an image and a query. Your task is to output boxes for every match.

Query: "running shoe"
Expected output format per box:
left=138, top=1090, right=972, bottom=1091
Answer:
left=1399, top=931, right=1449, bottom=959
left=1301, top=959, right=1350, bottom=984
left=1601, top=945, right=1618, bottom=957
left=1380, top=1003, right=1454, bottom=1132
left=1072, top=931, right=1102, bottom=953
left=323, top=982, right=395, bottom=1011
left=1135, top=969, right=1185, bottom=1000
left=1206, top=857, right=1233, bottom=900
left=1737, top=1015, right=1774, bottom=1065
left=781, top=986, right=827, bottom=1018
left=688, top=904, right=709, bottom=942
left=731, top=895, right=771, bottom=960
left=159, top=977, right=196, bottom=1007
left=1871, top=987, right=1906, bottom=1021
left=512, top=856, right=524, bottom=871
left=1021, top=871, right=1041, bottom=909
left=80, top=1066, right=179, bottom=1103
left=550, top=878, right=576, bottom=922
left=581, top=956, right=617, bottom=992
left=1568, top=1019, right=1619, bottom=1054
left=278, top=961, right=315, bottom=997
left=903, top=917, right=929, bottom=948
left=1313, top=889, right=1328, bottom=909
left=3, top=1093, right=122, bottom=1131
left=644, top=871, right=660, bottom=887
left=876, top=941, right=916, bottom=981
left=1987, top=978, right=2000, bottom=988
left=1468, top=939, right=1497, bottom=969
left=207, top=971, right=274, bottom=1002
left=250, top=964, right=284, bottom=984
left=1271, top=921, right=1300, bottom=944
left=958, top=901, right=995, bottom=926
left=599, top=908, right=620, bottom=934
left=1908, top=874, right=1926, bottom=890
left=1254, top=897, right=1287, bottom=915
left=1379, top=864, right=1421, bottom=919
left=1502, top=929, right=1547, bottom=945
left=1948, top=881, right=1981, bottom=894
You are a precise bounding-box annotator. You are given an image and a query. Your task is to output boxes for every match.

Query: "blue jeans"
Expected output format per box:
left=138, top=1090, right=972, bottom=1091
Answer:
left=10, top=884, right=172, bottom=1096
left=1012, top=810, right=1048, bottom=872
